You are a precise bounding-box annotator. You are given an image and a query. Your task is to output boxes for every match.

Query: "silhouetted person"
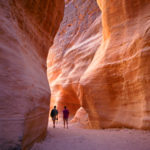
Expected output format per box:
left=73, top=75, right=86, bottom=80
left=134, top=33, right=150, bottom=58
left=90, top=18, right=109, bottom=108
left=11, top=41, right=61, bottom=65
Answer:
left=63, top=106, right=69, bottom=128
left=50, top=106, right=58, bottom=128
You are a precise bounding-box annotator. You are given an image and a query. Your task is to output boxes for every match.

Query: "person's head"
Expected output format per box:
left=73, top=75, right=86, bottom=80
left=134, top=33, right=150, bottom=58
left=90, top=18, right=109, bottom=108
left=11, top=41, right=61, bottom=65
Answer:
left=54, top=106, right=56, bottom=109
left=64, top=106, right=66, bottom=109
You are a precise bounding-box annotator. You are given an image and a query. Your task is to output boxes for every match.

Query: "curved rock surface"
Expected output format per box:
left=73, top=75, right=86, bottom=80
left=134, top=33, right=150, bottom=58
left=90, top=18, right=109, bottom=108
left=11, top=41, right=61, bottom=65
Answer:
left=0, top=0, right=64, bottom=149
left=47, top=0, right=102, bottom=115
left=80, top=0, right=150, bottom=129
left=48, top=0, right=150, bottom=130
left=71, top=107, right=89, bottom=128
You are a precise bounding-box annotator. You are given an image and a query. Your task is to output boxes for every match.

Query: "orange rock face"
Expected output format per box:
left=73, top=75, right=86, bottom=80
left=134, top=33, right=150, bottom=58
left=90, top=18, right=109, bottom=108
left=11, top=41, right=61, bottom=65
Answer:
left=47, top=0, right=102, bottom=115
left=0, top=0, right=64, bottom=149
left=48, top=0, right=150, bottom=130
left=80, top=0, right=150, bottom=129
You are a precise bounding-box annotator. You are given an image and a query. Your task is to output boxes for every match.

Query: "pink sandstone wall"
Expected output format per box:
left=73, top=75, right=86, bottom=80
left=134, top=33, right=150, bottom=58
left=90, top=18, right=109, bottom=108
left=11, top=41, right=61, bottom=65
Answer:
left=0, top=0, right=64, bottom=149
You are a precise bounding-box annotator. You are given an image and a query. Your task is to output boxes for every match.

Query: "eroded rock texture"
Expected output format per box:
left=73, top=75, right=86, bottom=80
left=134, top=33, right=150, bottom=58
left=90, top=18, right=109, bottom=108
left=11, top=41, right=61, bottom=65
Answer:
left=48, top=0, right=150, bottom=130
left=80, top=0, right=150, bottom=129
left=47, top=0, right=102, bottom=115
left=0, top=0, right=64, bottom=149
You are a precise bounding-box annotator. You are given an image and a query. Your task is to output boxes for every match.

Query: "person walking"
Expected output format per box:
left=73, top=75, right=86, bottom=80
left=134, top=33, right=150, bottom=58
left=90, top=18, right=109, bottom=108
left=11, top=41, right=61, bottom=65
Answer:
left=50, top=106, right=58, bottom=128
left=63, top=106, right=69, bottom=128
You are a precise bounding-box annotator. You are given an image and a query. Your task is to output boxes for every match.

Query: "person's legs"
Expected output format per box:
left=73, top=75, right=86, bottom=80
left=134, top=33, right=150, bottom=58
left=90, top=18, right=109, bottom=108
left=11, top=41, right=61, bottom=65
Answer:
left=52, top=117, right=56, bottom=128
left=53, top=120, right=55, bottom=128
left=63, top=118, right=68, bottom=128
left=63, top=118, right=65, bottom=128
left=66, top=119, right=68, bottom=128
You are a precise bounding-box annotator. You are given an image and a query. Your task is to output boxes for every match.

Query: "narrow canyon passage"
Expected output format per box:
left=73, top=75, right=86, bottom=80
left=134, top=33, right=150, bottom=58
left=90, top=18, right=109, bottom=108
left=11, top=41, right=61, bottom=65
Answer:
left=43, top=0, right=150, bottom=149
left=31, top=120, right=150, bottom=150
left=1, top=0, right=150, bottom=149
left=47, top=0, right=150, bottom=130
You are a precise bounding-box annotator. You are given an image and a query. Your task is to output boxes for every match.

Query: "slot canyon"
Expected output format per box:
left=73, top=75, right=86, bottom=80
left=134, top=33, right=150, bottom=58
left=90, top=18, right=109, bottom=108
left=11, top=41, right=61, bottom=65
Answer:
left=0, top=0, right=150, bottom=150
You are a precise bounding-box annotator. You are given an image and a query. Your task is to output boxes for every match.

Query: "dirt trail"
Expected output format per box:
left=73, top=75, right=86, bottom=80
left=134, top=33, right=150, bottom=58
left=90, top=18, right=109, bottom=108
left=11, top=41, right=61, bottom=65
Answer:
left=31, top=120, right=150, bottom=150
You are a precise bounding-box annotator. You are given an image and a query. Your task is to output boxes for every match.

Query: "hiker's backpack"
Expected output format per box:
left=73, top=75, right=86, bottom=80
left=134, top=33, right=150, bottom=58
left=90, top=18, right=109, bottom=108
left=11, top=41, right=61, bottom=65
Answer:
left=50, top=109, right=58, bottom=117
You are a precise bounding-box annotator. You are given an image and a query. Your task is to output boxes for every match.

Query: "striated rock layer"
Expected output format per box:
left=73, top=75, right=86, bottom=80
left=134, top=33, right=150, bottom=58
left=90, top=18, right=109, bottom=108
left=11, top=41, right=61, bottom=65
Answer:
left=0, top=0, right=64, bottom=149
left=48, top=0, right=150, bottom=130
left=80, top=0, right=150, bottom=129
left=47, top=0, right=102, bottom=115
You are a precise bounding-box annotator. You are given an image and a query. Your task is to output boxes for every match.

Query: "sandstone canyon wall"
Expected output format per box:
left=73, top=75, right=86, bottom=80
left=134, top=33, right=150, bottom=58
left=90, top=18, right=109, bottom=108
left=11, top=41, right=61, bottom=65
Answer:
left=48, top=0, right=150, bottom=130
left=0, top=0, right=64, bottom=149
left=80, top=0, right=150, bottom=129
left=47, top=0, right=102, bottom=115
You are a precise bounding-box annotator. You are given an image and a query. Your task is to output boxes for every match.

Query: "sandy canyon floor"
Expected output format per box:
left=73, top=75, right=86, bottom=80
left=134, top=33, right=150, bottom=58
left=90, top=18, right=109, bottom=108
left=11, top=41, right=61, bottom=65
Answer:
left=31, top=119, right=150, bottom=150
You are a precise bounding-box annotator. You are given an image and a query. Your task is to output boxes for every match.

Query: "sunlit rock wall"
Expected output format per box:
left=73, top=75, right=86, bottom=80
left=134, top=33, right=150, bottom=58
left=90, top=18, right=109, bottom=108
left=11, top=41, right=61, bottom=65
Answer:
left=71, top=107, right=89, bottom=128
left=47, top=0, right=102, bottom=115
left=80, top=0, right=150, bottom=129
left=0, top=0, right=64, bottom=149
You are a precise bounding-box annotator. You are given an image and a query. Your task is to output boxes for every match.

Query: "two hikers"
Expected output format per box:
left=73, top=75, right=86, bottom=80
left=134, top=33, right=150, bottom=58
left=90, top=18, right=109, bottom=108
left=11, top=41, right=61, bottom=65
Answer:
left=50, top=106, right=69, bottom=128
